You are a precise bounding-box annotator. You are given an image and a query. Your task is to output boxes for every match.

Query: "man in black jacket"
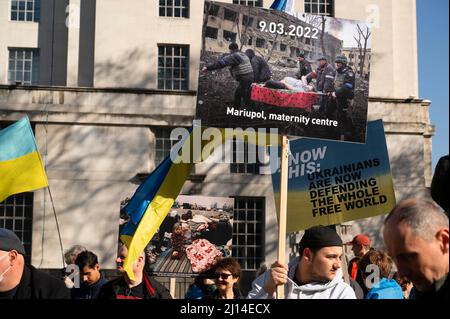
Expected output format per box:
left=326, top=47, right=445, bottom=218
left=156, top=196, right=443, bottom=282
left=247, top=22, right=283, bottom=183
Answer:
left=295, top=52, right=312, bottom=82
left=202, top=43, right=254, bottom=107
left=245, top=49, right=271, bottom=83
left=71, top=250, right=108, bottom=299
left=98, top=243, right=172, bottom=299
left=384, top=199, right=449, bottom=300
left=0, top=228, right=70, bottom=299
left=316, top=56, right=336, bottom=114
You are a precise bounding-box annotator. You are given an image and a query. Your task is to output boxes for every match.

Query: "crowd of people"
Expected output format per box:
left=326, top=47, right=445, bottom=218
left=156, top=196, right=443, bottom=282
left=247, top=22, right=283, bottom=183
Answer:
left=0, top=196, right=448, bottom=300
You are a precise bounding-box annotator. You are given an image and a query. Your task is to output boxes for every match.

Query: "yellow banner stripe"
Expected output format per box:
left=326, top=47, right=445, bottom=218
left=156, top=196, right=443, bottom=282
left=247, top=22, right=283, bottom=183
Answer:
left=0, top=151, right=48, bottom=203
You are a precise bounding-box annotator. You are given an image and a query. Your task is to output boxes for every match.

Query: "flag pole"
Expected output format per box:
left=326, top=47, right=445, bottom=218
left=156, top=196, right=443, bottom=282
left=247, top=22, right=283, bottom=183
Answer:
left=276, top=136, right=289, bottom=299
left=47, top=186, right=65, bottom=268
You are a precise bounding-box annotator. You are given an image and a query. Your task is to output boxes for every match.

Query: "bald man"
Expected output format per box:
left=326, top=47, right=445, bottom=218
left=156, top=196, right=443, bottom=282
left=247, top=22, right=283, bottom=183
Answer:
left=383, top=199, right=449, bottom=300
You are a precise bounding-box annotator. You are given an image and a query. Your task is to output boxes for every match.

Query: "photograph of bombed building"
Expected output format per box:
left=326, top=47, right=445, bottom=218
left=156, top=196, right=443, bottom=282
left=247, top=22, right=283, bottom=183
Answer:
left=196, top=0, right=371, bottom=143
left=142, top=195, right=234, bottom=277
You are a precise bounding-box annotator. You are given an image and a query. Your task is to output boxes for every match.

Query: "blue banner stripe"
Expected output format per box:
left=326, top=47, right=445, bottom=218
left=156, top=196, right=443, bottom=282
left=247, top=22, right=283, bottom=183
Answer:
left=0, top=117, right=36, bottom=162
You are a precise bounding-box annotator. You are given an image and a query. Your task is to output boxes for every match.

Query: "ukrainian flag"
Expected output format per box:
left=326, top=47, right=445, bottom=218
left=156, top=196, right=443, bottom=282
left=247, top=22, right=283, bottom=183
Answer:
left=0, top=117, right=48, bottom=203
left=119, top=128, right=197, bottom=281
left=119, top=126, right=280, bottom=281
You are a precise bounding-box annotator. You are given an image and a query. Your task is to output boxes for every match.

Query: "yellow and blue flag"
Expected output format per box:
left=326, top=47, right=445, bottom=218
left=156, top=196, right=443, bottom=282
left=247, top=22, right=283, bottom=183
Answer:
left=0, top=117, right=48, bottom=203
left=119, top=126, right=280, bottom=280
left=119, top=128, right=197, bottom=281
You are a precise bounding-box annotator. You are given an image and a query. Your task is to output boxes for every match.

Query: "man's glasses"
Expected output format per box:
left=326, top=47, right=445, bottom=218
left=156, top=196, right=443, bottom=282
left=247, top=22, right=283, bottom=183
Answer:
left=214, top=273, right=233, bottom=280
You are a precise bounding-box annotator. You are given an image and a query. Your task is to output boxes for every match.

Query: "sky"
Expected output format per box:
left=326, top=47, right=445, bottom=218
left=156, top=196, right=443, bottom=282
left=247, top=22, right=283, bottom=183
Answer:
left=417, top=0, right=449, bottom=170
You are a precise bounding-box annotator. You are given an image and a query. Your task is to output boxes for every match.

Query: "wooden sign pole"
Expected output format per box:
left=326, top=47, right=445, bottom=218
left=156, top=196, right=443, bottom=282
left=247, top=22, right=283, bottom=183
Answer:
left=276, top=136, right=289, bottom=299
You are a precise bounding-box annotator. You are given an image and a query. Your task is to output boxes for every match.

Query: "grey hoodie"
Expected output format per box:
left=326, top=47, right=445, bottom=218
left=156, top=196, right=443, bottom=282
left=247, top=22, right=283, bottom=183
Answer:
left=247, top=257, right=356, bottom=299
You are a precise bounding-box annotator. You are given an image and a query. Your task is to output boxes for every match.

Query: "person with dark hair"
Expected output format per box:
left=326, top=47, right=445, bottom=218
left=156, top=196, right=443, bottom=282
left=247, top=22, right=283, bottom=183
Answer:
left=394, top=272, right=414, bottom=299
left=71, top=251, right=108, bottom=299
left=202, top=43, right=254, bottom=107
left=211, top=257, right=243, bottom=299
left=247, top=225, right=356, bottom=299
left=185, top=268, right=217, bottom=299
left=330, top=55, right=355, bottom=137
left=357, top=250, right=403, bottom=299
left=295, top=52, right=312, bottom=82
left=316, top=57, right=336, bottom=115
left=98, top=243, right=172, bottom=299
left=431, top=155, right=450, bottom=216
left=384, top=198, right=449, bottom=300
left=0, top=228, right=70, bottom=299
left=245, top=49, right=271, bottom=83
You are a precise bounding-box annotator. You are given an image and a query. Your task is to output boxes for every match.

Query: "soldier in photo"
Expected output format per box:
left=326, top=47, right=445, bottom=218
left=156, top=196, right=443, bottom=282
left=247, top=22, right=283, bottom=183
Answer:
left=316, top=56, right=336, bottom=115
left=295, top=52, right=312, bottom=83
left=202, top=43, right=254, bottom=107
left=245, top=49, right=272, bottom=84
left=330, top=55, right=356, bottom=137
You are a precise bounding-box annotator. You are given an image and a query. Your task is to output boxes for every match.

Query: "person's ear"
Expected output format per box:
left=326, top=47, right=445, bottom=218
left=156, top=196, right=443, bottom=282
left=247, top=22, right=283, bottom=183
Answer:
left=303, top=248, right=312, bottom=262
left=8, top=250, right=19, bottom=266
left=437, top=228, right=449, bottom=254
left=95, top=264, right=100, bottom=271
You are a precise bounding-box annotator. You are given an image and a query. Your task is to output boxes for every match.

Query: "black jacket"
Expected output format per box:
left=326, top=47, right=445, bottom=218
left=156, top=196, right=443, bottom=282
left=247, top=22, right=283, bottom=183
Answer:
left=71, top=275, right=108, bottom=299
left=316, top=63, right=336, bottom=93
left=248, top=55, right=271, bottom=83
left=13, top=265, right=70, bottom=299
left=413, top=274, right=449, bottom=300
left=98, top=272, right=172, bottom=299
left=296, top=60, right=312, bottom=80
left=431, top=155, right=450, bottom=215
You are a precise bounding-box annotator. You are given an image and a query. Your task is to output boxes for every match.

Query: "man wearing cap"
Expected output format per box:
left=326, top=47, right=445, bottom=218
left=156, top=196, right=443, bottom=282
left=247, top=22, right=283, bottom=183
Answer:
left=346, top=234, right=372, bottom=298
left=316, top=57, right=336, bottom=114
left=0, top=228, right=70, bottom=299
left=247, top=226, right=356, bottom=299
left=295, top=52, right=312, bottom=82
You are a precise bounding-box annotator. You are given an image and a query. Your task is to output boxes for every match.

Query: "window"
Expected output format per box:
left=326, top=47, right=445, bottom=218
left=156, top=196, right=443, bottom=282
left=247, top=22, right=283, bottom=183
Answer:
left=205, top=26, right=218, bottom=39
left=290, top=47, right=297, bottom=58
left=247, top=36, right=253, bottom=45
left=232, top=197, right=264, bottom=270
left=305, top=0, right=334, bottom=16
left=11, top=0, right=40, bottom=22
left=223, top=30, right=237, bottom=43
left=230, top=139, right=264, bottom=175
left=256, top=38, right=265, bottom=48
left=208, top=3, right=220, bottom=16
left=223, top=8, right=238, bottom=22
left=242, top=15, right=254, bottom=27
left=8, top=48, right=39, bottom=85
left=280, top=43, right=287, bottom=52
left=0, top=193, right=33, bottom=263
left=157, top=45, right=189, bottom=91
left=159, top=0, right=189, bottom=18
left=154, top=127, right=179, bottom=165
left=233, top=0, right=263, bottom=7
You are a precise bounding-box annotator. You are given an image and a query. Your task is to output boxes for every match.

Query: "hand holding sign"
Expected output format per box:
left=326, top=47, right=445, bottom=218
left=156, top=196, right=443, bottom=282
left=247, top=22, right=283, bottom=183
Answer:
left=264, top=260, right=289, bottom=296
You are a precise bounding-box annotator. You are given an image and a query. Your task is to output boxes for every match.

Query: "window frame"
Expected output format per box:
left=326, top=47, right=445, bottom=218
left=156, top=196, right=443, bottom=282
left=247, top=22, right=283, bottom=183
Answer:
left=304, top=0, right=334, bottom=17
left=157, top=44, right=190, bottom=91
left=231, top=197, right=265, bottom=271
left=158, top=0, right=190, bottom=18
left=10, top=0, right=40, bottom=22
left=7, top=47, right=39, bottom=85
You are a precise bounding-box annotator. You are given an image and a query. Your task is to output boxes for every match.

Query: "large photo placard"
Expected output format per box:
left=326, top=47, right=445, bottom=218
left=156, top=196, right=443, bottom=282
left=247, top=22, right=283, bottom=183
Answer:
left=196, top=1, right=372, bottom=143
